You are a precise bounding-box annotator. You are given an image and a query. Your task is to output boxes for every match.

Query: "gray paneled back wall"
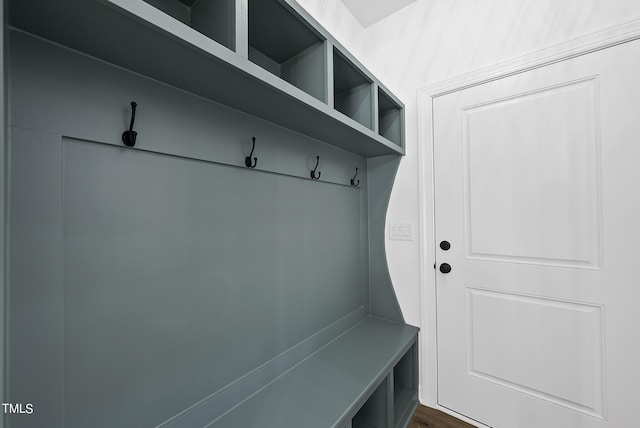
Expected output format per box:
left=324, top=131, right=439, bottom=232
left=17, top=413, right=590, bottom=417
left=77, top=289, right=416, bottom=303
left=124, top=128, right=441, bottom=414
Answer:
left=7, top=31, right=370, bottom=427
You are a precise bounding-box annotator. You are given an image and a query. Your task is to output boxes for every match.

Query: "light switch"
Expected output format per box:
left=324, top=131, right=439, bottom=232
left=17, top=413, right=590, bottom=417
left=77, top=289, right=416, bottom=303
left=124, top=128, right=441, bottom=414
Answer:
left=389, top=222, right=413, bottom=241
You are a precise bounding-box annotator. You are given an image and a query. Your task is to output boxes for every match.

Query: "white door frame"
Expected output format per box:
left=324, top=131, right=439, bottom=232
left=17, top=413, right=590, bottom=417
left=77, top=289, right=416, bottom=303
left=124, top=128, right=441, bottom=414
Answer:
left=416, top=17, right=640, bottom=426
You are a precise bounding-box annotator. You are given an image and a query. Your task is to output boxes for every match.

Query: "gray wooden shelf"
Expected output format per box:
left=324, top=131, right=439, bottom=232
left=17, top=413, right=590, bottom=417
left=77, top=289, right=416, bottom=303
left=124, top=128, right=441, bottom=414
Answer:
left=202, top=317, right=418, bottom=428
left=8, top=0, right=404, bottom=157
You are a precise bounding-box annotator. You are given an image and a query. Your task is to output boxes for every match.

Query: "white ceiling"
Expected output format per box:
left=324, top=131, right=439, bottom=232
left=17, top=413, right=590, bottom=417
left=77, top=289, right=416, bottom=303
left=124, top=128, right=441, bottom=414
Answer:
left=341, top=0, right=417, bottom=27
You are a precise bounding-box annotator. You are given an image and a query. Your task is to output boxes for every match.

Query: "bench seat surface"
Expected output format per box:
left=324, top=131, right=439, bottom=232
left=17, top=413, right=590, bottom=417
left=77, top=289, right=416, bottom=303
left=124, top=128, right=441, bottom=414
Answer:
left=206, top=316, right=418, bottom=428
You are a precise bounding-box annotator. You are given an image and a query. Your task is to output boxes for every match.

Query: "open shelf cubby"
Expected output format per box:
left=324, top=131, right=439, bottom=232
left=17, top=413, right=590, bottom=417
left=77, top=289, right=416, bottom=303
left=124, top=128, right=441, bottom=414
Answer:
left=248, top=0, right=326, bottom=102
left=378, top=88, right=403, bottom=147
left=352, top=378, right=389, bottom=428
left=333, top=48, right=373, bottom=130
left=143, top=0, right=235, bottom=50
left=393, top=343, right=417, bottom=427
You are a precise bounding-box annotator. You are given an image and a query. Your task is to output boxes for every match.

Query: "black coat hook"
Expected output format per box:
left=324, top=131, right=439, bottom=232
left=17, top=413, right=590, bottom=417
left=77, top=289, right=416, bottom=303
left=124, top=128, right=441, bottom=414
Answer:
left=122, top=101, right=138, bottom=147
left=351, top=167, right=360, bottom=187
left=245, top=137, right=258, bottom=168
left=310, top=156, right=321, bottom=180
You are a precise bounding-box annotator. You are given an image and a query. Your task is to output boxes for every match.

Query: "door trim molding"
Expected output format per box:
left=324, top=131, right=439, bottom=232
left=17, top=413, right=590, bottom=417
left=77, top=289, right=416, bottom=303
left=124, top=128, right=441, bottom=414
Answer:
left=416, top=17, right=640, bottom=418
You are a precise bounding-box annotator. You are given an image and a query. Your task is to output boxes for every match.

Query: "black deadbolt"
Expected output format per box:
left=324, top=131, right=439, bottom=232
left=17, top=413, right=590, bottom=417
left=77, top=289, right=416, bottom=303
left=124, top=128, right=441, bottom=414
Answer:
left=439, top=263, right=452, bottom=274
left=440, top=241, right=451, bottom=251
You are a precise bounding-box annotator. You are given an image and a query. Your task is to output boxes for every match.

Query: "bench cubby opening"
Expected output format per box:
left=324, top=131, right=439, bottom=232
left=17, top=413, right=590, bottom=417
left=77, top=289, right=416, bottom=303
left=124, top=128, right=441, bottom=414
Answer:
left=143, top=0, right=235, bottom=50
left=378, top=88, right=403, bottom=147
left=352, top=378, right=389, bottom=428
left=248, top=0, right=326, bottom=102
left=393, top=343, right=418, bottom=427
left=333, top=48, right=373, bottom=130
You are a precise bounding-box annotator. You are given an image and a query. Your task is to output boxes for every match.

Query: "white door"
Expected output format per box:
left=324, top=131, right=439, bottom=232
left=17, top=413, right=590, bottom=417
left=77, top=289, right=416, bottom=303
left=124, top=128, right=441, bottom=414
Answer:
left=433, top=38, right=640, bottom=427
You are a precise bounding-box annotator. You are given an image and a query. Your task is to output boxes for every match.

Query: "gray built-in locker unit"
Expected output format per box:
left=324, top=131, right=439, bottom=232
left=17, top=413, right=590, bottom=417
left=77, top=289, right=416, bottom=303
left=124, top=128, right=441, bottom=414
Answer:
left=4, top=0, right=418, bottom=427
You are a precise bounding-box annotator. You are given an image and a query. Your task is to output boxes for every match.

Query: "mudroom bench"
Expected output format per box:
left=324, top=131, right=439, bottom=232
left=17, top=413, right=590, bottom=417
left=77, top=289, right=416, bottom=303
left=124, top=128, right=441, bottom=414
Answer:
left=164, top=317, right=419, bottom=428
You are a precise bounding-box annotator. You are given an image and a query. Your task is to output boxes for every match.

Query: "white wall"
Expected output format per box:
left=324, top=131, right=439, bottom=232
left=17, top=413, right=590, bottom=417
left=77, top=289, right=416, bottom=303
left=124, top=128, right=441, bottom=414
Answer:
left=298, top=0, right=640, bottom=329
left=295, top=0, right=365, bottom=56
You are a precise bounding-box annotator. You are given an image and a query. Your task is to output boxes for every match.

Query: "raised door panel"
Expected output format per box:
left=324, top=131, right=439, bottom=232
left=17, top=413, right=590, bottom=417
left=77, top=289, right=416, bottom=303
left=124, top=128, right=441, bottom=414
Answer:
left=463, top=78, right=602, bottom=269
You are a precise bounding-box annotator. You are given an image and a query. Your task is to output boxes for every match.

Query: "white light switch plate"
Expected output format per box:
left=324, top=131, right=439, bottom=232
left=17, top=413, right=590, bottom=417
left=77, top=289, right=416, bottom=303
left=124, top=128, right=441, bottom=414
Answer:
left=389, top=222, right=413, bottom=241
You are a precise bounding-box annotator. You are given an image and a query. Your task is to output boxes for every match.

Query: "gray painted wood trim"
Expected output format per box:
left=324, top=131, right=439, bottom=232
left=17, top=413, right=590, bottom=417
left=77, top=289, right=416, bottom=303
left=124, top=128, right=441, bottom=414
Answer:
left=399, top=104, right=406, bottom=150
left=373, top=83, right=380, bottom=134
left=367, top=156, right=404, bottom=324
left=7, top=129, right=65, bottom=427
left=325, top=41, right=334, bottom=108
left=235, top=0, right=247, bottom=57
left=368, top=81, right=376, bottom=132
left=1, top=1, right=5, bottom=425
left=386, top=372, right=394, bottom=427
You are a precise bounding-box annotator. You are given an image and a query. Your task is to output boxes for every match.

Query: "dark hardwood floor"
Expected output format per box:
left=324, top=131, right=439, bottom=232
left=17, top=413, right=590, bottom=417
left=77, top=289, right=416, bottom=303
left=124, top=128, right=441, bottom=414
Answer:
left=409, top=405, right=476, bottom=428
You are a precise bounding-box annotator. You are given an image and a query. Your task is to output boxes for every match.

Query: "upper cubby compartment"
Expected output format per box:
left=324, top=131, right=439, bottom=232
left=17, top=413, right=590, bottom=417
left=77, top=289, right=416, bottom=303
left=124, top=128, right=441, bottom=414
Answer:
left=143, top=0, right=235, bottom=50
left=378, top=88, right=403, bottom=147
left=333, top=48, right=373, bottom=130
left=9, top=0, right=404, bottom=157
left=248, top=0, right=326, bottom=102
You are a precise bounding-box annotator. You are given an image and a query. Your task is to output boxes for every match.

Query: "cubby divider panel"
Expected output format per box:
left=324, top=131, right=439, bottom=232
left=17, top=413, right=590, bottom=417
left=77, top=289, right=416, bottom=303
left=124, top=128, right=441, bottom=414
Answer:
left=334, top=49, right=373, bottom=130
left=378, top=88, right=403, bottom=147
left=352, top=378, right=389, bottom=428
left=248, top=0, right=326, bottom=102
left=143, top=0, right=235, bottom=50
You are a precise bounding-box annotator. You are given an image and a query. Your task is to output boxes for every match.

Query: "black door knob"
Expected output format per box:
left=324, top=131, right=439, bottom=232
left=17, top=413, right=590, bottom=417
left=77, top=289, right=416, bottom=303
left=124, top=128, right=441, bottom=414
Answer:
left=440, top=241, right=451, bottom=251
left=439, top=263, right=452, bottom=274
